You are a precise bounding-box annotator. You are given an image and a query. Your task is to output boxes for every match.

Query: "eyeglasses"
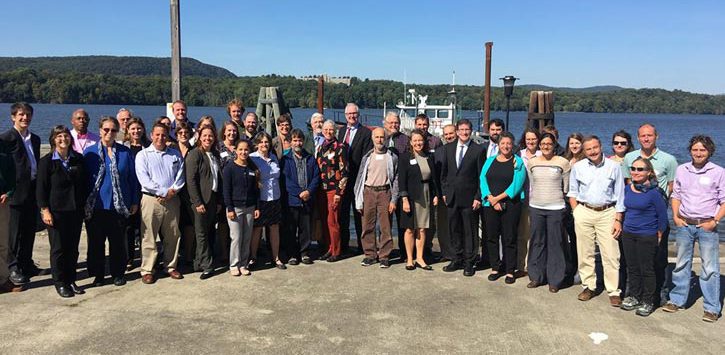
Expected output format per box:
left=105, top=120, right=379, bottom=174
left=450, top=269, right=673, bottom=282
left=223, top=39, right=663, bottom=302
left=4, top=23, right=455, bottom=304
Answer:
left=612, top=141, right=628, bottom=146
left=102, top=128, right=119, bottom=133
left=539, top=143, right=553, bottom=146
left=629, top=166, right=649, bottom=172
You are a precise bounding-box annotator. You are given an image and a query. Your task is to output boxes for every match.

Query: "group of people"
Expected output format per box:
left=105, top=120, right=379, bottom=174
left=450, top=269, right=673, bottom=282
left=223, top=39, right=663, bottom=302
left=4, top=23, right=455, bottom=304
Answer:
left=0, top=100, right=722, bottom=323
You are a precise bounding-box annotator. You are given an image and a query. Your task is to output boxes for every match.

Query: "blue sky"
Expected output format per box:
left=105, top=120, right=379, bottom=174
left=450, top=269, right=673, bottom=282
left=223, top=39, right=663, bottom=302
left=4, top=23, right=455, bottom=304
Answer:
left=1, top=0, right=723, bottom=94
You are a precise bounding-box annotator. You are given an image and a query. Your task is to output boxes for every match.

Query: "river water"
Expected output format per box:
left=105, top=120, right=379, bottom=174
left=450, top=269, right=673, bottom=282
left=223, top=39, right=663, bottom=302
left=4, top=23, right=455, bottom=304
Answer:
left=0, top=103, right=723, bottom=167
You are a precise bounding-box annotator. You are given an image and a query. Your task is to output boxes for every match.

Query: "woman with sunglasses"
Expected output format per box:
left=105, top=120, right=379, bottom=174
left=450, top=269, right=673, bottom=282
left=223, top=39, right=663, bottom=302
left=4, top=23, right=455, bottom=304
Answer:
left=609, top=130, right=635, bottom=164
left=37, top=125, right=88, bottom=297
left=83, top=117, right=139, bottom=287
left=619, top=157, right=668, bottom=316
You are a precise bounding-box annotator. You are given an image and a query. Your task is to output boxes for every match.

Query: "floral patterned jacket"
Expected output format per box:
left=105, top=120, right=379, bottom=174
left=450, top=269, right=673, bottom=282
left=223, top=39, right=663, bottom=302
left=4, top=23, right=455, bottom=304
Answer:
left=316, top=138, right=348, bottom=196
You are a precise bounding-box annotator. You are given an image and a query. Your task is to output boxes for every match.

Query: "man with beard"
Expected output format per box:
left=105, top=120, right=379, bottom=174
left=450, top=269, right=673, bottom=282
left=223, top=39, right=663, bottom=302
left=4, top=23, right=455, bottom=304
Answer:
left=354, top=127, right=398, bottom=268
left=414, top=114, right=443, bottom=153
left=281, top=129, right=321, bottom=265
left=69, top=109, right=99, bottom=154
left=483, top=119, right=505, bottom=158
left=242, top=112, right=260, bottom=142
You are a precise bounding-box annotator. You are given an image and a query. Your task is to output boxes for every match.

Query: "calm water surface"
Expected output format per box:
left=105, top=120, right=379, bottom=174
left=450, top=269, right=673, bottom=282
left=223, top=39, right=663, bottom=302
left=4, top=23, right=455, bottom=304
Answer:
left=0, top=103, right=723, bottom=166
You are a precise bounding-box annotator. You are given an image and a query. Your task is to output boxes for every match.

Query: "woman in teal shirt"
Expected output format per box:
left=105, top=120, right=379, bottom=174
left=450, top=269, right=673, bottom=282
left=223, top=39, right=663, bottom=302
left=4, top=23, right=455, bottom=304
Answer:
left=480, top=132, right=527, bottom=284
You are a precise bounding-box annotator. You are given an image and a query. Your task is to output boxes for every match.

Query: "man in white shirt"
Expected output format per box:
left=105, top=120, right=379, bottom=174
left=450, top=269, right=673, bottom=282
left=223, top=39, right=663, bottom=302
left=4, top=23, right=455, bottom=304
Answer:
left=135, top=123, right=186, bottom=284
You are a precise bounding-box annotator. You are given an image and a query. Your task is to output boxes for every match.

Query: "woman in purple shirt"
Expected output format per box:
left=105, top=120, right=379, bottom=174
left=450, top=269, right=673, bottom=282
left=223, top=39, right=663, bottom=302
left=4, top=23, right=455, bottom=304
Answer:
left=620, top=157, right=668, bottom=316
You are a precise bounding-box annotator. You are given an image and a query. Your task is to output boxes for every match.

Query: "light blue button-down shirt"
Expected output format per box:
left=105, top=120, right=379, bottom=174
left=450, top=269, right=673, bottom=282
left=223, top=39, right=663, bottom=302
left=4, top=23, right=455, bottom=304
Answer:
left=250, top=151, right=281, bottom=201
left=567, top=157, right=625, bottom=212
left=135, top=145, right=185, bottom=197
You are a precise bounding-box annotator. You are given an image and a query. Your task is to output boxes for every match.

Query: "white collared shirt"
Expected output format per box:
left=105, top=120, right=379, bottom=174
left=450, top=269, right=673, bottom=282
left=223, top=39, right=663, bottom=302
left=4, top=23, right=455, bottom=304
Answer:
left=567, top=157, right=625, bottom=212
left=135, top=145, right=185, bottom=197
left=455, top=139, right=471, bottom=168
left=16, top=128, right=37, bottom=180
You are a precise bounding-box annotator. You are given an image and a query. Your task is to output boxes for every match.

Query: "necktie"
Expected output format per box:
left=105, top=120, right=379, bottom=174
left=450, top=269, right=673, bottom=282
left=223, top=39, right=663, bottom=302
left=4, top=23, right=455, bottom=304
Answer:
left=457, top=145, right=465, bottom=168
left=490, top=143, right=498, bottom=157
left=344, top=127, right=351, bottom=145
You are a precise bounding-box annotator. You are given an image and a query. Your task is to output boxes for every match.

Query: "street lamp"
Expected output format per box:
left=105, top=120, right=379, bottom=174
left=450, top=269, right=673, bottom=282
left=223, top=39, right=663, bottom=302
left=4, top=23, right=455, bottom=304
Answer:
left=500, top=75, right=518, bottom=131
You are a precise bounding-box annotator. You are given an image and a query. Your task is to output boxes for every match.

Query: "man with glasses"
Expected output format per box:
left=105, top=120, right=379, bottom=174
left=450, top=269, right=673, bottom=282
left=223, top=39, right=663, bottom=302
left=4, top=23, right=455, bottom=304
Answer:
left=622, top=123, right=677, bottom=305
left=338, top=103, right=373, bottom=255
left=69, top=109, right=99, bottom=154
left=383, top=111, right=409, bottom=259
left=115, top=108, right=133, bottom=143
left=568, top=136, right=625, bottom=307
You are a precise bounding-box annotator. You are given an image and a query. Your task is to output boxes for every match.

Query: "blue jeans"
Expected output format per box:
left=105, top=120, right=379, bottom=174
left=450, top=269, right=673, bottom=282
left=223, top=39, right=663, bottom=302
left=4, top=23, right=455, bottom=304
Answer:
left=669, top=225, right=721, bottom=314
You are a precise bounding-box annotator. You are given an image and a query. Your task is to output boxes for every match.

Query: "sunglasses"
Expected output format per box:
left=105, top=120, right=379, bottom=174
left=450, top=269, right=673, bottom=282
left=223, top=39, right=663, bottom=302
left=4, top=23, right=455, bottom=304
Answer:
left=612, top=141, right=628, bottom=146
left=102, top=127, right=119, bottom=133
left=629, top=166, right=649, bottom=172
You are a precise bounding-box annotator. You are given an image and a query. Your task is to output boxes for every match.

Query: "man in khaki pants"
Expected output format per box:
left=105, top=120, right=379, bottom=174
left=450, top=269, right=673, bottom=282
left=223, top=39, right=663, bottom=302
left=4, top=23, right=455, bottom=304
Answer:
left=135, top=123, right=186, bottom=284
left=567, top=136, right=625, bottom=307
left=0, top=141, right=23, bottom=293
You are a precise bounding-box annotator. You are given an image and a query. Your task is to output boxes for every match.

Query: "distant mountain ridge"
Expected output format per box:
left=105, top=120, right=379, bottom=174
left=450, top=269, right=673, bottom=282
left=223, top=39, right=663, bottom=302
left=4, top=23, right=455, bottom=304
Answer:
left=0, top=56, right=236, bottom=78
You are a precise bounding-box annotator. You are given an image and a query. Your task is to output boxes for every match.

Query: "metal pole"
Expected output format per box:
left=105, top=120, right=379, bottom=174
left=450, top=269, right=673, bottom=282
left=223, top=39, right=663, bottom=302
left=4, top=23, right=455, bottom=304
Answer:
left=170, top=0, right=181, bottom=102
left=505, top=96, right=511, bottom=132
left=317, top=75, right=324, bottom=114
left=483, top=42, right=493, bottom=132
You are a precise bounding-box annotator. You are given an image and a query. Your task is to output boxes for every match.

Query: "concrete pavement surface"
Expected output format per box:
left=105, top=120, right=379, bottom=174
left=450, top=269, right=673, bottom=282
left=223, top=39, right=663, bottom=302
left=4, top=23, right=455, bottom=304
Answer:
left=1, top=230, right=723, bottom=354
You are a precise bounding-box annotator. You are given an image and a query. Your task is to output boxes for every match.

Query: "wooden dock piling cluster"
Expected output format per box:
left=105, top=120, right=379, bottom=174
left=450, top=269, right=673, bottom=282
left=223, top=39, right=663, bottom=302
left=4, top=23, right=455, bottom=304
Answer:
left=255, top=87, right=291, bottom=137
left=527, top=90, right=555, bottom=131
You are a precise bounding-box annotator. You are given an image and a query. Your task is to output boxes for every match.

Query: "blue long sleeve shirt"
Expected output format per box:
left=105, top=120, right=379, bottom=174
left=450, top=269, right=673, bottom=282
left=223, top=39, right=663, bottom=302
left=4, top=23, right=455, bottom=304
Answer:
left=623, top=184, right=668, bottom=236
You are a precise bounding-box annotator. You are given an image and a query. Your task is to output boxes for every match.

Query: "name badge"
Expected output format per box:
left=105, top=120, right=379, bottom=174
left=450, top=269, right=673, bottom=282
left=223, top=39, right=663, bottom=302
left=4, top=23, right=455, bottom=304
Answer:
left=699, top=176, right=711, bottom=185
left=220, top=152, right=229, bottom=158
left=375, top=154, right=384, bottom=161
left=409, top=159, right=417, bottom=165
left=327, top=153, right=335, bottom=160
left=248, top=171, right=255, bottom=176
left=429, top=149, right=436, bottom=153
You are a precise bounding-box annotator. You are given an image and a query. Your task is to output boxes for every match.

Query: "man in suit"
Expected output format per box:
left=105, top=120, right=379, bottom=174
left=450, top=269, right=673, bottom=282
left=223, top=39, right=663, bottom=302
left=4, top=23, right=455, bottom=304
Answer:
left=440, top=119, right=485, bottom=276
left=0, top=102, right=41, bottom=284
left=338, top=103, right=373, bottom=255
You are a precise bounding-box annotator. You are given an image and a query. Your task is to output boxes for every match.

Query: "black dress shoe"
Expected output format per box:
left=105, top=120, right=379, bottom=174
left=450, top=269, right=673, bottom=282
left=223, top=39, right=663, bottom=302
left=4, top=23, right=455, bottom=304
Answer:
left=488, top=273, right=503, bottom=281
left=70, top=283, right=85, bottom=294
left=199, top=271, right=213, bottom=280
left=326, top=255, right=339, bottom=263
left=415, top=262, right=433, bottom=271
left=25, top=265, right=42, bottom=277
left=113, top=276, right=126, bottom=286
left=463, top=265, right=475, bottom=277
left=442, top=261, right=461, bottom=272
left=92, top=276, right=105, bottom=287
left=405, top=264, right=416, bottom=271
left=505, top=276, right=516, bottom=284
left=319, top=252, right=331, bottom=261
left=9, top=270, right=29, bottom=284
left=56, top=285, right=74, bottom=298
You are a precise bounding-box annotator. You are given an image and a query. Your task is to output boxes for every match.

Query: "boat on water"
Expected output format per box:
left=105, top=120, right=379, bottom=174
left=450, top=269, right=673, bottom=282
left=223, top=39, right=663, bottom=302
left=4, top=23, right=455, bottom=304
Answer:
left=397, top=88, right=456, bottom=136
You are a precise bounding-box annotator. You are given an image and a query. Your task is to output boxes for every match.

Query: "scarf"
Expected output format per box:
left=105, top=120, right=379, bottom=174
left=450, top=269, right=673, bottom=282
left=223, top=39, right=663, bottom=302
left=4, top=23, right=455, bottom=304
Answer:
left=321, top=137, right=337, bottom=153
left=633, top=178, right=658, bottom=193
left=84, top=143, right=130, bottom=220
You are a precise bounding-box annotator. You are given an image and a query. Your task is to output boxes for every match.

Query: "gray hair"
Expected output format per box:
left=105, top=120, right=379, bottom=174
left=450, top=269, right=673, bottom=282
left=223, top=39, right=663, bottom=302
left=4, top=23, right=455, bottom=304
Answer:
left=345, top=103, right=359, bottom=112
left=384, top=111, right=400, bottom=124
left=322, top=119, right=336, bottom=129
left=310, top=112, right=324, bottom=122
left=116, top=108, right=133, bottom=117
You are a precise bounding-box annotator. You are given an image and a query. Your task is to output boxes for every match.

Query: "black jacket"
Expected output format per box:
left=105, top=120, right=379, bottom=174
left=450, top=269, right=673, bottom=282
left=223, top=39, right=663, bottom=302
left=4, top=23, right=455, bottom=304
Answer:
left=398, top=152, right=441, bottom=203
left=36, top=151, right=88, bottom=212
left=337, top=124, right=373, bottom=179
left=440, top=140, right=485, bottom=208
left=0, top=128, right=41, bottom=205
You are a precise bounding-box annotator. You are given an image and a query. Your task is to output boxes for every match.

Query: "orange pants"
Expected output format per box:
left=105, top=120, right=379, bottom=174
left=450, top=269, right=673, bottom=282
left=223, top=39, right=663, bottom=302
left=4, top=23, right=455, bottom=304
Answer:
left=319, top=190, right=341, bottom=256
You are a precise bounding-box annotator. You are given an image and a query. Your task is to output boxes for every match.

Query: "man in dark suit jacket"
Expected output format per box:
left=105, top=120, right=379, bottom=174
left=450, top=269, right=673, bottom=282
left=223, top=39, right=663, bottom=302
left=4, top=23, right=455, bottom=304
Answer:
left=440, top=119, right=485, bottom=276
left=337, top=103, right=373, bottom=255
left=0, top=102, right=41, bottom=284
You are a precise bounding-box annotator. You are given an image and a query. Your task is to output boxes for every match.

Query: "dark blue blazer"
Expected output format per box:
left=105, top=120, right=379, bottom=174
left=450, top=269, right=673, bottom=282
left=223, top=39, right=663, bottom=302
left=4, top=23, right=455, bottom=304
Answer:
left=281, top=150, right=320, bottom=208
left=83, top=143, right=140, bottom=211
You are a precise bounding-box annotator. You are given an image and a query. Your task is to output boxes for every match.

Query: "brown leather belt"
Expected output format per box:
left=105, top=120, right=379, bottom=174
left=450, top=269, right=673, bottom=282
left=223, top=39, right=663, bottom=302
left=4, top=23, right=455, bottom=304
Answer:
left=365, top=185, right=390, bottom=192
left=682, top=217, right=714, bottom=225
left=581, top=202, right=616, bottom=212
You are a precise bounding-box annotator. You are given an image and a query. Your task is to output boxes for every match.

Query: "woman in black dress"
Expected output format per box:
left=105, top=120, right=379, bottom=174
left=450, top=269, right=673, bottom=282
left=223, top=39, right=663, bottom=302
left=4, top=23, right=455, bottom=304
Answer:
left=398, top=129, right=441, bottom=270
left=37, top=125, right=88, bottom=297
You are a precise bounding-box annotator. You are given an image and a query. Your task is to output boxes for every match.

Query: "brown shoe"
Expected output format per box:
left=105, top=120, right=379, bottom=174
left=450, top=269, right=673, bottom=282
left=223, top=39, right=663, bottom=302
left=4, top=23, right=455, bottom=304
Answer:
left=167, top=270, right=184, bottom=280
left=661, top=302, right=681, bottom=313
left=703, top=311, right=719, bottom=323
left=609, top=295, right=622, bottom=307
left=578, top=288, right=595, bottom=301
left=526, top=281, right=542, bottom=289
left=0, top=280, right=24, bottom=293
left=141, top=274, right=156, bottom=284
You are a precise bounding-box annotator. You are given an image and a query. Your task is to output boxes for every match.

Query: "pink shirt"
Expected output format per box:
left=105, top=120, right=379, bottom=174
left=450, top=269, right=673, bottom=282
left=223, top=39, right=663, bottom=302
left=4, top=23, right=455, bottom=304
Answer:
left=71, top=129, right=100, bottom=154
